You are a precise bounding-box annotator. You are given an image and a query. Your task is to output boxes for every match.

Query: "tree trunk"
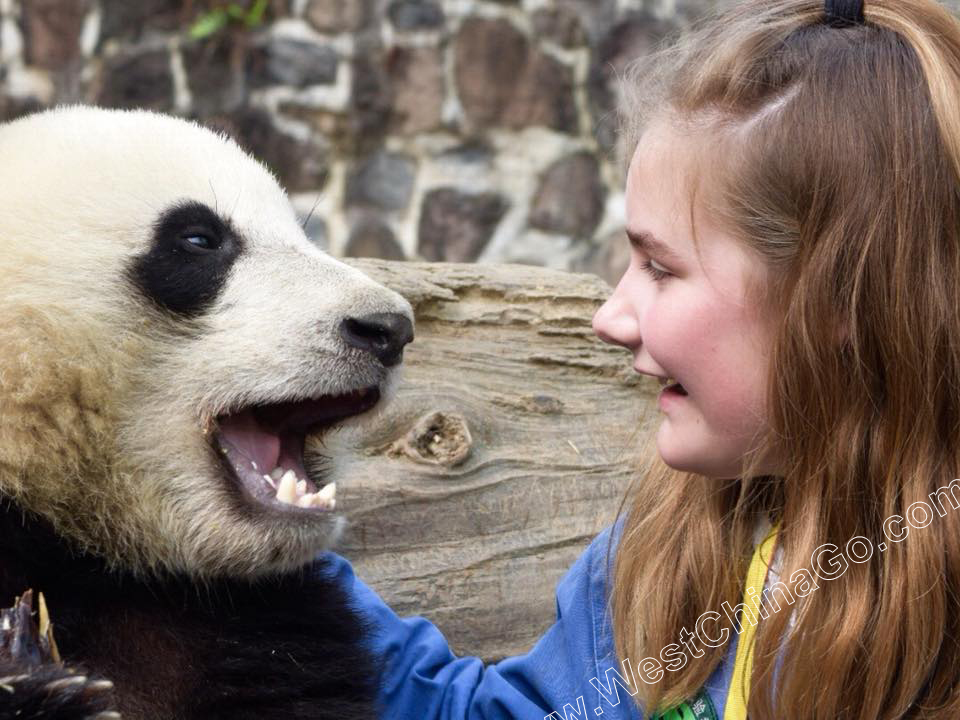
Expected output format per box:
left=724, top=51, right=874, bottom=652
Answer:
left=332, top=259, right=657, bottom=662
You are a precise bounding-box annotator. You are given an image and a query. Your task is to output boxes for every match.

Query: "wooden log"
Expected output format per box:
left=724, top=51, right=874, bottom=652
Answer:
left=331, top=259, right=659, bottom=662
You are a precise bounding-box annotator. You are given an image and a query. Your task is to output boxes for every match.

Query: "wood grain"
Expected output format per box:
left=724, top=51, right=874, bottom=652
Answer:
left=330, top=259, right=660, bottom=661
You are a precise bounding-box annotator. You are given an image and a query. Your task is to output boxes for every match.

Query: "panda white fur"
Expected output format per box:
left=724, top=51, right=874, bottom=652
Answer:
left=0, top=105, right=414, bottom=719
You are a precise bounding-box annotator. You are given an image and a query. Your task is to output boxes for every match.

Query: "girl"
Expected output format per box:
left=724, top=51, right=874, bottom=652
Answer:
left=324, top=0, right=960, bottom=717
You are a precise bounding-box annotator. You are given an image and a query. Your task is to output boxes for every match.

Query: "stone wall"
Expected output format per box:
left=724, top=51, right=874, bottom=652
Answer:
left=0, top=0, right=722, bottom=285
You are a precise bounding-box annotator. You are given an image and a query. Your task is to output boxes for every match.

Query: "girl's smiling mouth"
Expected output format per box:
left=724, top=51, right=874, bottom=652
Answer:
left=659, top=381, right=689, bottom=410
left=655, top=375, right=688, bottom=409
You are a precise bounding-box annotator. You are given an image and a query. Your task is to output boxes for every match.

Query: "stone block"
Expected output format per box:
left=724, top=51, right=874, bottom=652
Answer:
left=305, top=0, right=370, bottom=33
left=21, top=0, right=91, bottom=70
left=588, top=13, right=675, bottom=151
left=348, top=50, right=393, bottom=153
left=182, top=36, right=245, bottom=117
left=345, top=150, right=417, bottom=211
left=418, top=188, right=509, bottom=262
left=97, top=48, right=174, bottom=111
left=554, top=0, right=618, bottom=44
left=387, top=46, right=444, bottom=135
left=532, top=6, right=587, bottom=49
left=454, top=17, right=577, bottom=133
left=345, top=217, right=405, bottom=260
left=387, top=1, right=444, bottom=31
left=530, top=152, right=606, bottom=238
left=571, top=229, right=630, bottom=287
left=206, top=108, right=330, bottom=193
left=99, top=0, right=182, bottom=44
left=249, top=37, right=338, bottom=88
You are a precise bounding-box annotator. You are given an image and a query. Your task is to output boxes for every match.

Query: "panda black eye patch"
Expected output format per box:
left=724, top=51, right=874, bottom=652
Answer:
left=128, top=200, right=243, bottom=317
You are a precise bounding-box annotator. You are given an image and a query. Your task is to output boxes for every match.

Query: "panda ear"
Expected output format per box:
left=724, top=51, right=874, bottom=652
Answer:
left=127, top=201, right=242, bottom=317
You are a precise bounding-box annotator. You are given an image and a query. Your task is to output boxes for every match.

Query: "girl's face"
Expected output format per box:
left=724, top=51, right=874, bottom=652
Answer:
left=592, top=121, right=780, bottom=479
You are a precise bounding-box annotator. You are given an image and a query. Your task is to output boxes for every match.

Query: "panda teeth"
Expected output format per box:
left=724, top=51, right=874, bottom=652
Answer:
left=318, top=482, right=337, bottom=503
left=297, top=482, right=337, bottom=510
left=276, top=471, right=299, bottom=504
left=272, top=468, right=337, bottom=510
left=262, top=467, right=288, bottom=491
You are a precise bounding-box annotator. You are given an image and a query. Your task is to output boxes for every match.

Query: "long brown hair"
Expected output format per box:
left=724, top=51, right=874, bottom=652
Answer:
left=610, top=1, right=960, bottom=717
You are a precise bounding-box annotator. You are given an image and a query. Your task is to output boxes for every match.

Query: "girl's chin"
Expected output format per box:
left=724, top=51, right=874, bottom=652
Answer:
left=655, top=423, right=733, bottom=477
left=655, top=423, right=693, bottom=471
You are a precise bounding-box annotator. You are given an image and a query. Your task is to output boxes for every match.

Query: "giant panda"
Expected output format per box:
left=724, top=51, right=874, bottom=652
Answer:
left=0, top=105, right=414, bottom=719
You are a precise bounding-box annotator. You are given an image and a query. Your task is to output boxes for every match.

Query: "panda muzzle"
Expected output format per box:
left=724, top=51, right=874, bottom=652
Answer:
left=210, top=387, right=380, bottom=511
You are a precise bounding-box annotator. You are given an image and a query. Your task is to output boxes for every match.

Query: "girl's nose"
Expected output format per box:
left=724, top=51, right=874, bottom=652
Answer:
left=592, top=292, right=642, bottom=349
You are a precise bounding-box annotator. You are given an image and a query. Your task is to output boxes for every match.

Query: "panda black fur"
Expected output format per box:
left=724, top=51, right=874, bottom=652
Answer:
left=0, top=106, right=415, bottom=719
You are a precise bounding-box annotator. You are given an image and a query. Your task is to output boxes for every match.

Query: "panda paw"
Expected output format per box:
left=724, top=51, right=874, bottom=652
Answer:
left=0, top=589, right=119, bottom=719
left=0, top=668, right=119, bottom=719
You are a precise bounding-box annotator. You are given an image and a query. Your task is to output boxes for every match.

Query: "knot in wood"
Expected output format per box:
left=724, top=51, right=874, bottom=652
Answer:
left=394, top=411, right=472, bottom=467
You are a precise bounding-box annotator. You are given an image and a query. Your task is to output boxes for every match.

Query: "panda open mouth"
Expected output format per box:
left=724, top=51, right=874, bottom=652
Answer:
left=210, top=387, right=380, bottom=511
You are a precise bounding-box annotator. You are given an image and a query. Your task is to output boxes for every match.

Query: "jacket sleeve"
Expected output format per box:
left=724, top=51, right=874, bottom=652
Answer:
left=319, top=525, right=642, bottom=720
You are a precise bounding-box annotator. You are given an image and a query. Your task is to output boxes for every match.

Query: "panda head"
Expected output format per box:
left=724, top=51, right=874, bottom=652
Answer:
left=0, top=106, right=414, bottom=579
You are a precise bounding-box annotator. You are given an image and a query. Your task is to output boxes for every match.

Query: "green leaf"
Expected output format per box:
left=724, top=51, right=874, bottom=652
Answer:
left=226, top=3, right=246, bottom=21
left=245, top=0, right=269, bottom=27
left=189, top=8, right=228, bottom=39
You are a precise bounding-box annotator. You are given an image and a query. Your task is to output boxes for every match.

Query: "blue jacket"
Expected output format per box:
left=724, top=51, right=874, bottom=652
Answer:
left=321, top=524, right=744, bottom=720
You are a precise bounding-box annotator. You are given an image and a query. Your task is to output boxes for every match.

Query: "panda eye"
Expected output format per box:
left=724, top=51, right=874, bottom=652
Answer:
left=179, top=232, right=221, bottom=254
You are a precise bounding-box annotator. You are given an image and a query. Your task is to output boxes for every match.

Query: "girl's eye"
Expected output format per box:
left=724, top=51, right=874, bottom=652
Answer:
left=640, top=258, right=670, bottom=281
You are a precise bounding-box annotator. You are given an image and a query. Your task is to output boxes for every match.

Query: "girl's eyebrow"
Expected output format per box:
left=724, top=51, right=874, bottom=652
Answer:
left=626, top=228, right=683, bottom=262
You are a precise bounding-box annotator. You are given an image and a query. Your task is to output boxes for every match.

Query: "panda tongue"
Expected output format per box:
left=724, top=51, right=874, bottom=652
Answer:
left=217, top=409, right=281, bottom=476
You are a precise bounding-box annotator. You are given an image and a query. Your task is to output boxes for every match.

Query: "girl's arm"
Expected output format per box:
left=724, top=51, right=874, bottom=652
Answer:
left=320, top=526, right=642, bottom=720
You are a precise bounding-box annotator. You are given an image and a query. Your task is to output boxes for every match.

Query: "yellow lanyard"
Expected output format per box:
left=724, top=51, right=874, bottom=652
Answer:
left=722, top=523, right=780, bottom=720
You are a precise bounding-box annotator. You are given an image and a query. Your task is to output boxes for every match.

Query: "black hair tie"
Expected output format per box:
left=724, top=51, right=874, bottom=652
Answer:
left=824, top=0, right=865, bottom=27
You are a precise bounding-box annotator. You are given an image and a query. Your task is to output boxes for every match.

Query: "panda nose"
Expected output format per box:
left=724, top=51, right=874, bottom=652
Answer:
left=339, top=312, right=414, bottom=367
